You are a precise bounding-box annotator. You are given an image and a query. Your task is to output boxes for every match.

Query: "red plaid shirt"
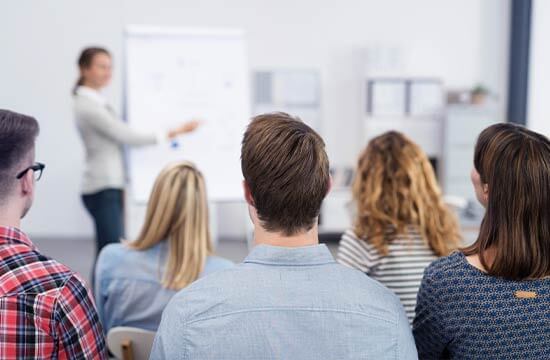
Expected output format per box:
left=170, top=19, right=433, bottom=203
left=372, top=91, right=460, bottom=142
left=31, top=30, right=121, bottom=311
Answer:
left=0, top=226, right=107, bottom=359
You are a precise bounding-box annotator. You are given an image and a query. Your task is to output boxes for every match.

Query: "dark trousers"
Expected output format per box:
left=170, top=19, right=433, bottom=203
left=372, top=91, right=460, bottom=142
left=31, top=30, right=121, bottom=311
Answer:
left=82, top=189, right=125, bottom=287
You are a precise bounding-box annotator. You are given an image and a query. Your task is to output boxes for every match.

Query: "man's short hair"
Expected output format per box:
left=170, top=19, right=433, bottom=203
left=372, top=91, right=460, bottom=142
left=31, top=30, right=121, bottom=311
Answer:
left=241, top=112, right=330, bottom=235
left=0, top=110, right=40, bottom=201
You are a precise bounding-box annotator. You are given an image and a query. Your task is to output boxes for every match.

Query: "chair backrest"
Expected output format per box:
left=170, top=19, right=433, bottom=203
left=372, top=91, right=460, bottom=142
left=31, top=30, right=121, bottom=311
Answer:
left=107, top=327, right=156, bottom=360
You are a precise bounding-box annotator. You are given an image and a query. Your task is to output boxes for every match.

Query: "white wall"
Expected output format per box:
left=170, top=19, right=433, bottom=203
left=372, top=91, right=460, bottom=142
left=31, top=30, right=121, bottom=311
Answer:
left=528, top=0, right=550, bottom=136
left=0, top=0, right=510, bottom=238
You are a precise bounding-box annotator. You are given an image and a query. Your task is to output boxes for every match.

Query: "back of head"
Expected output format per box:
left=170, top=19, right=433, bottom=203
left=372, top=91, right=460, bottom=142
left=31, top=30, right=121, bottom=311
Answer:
left=0, top=110, right=40, bottom=205
left=241, top=112, right=330, bottom=236
left=465, top=123, right=550, bottom=279
left=130, top=161, right=212, bottom=289
left=353, top=131, right=460, bottom=256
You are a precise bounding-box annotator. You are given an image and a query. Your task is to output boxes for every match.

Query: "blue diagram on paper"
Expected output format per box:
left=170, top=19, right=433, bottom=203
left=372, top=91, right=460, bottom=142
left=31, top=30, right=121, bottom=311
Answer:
left=170, top=140, right=181, bottom=149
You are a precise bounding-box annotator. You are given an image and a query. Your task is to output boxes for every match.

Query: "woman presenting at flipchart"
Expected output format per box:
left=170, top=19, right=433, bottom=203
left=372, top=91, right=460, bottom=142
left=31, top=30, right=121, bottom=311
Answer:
left=72, top=47, right=199, bottom=261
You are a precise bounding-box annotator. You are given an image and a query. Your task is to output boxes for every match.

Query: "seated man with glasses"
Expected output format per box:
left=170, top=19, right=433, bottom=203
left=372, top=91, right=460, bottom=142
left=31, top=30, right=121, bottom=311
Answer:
left=0, top=109, right=107, bottom=359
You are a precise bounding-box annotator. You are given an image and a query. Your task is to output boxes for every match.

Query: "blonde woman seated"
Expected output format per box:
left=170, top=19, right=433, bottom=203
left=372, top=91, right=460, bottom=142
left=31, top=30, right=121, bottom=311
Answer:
left=337, top=131, right=461, bottom=322
left=94, top=161, right=233, bottom=332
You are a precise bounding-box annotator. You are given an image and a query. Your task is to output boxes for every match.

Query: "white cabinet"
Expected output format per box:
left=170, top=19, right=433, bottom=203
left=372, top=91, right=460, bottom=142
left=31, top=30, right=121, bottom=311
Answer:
left=442, top=105, right=499, bottom=201
left=364, top=115, right=443, bottom=159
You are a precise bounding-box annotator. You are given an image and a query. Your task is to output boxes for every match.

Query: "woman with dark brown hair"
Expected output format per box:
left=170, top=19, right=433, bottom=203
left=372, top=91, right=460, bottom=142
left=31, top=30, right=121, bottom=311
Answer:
left=337, top=131, right=461, bottom=323
left=413, top=123, right=550, bottom=359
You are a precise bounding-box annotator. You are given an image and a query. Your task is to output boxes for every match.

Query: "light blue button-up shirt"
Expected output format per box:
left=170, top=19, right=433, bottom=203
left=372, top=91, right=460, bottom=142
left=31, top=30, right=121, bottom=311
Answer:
left=150, top=244, right=417, bottom=359
left=95, top=242, right=234, bottom=332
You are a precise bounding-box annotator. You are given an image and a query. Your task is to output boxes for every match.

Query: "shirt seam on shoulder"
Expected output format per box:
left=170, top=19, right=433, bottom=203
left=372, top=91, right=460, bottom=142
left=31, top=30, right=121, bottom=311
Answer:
left=54, top=273, right=81, bottom=300
left=99, top=276, right=166, bottom=286
left=0, top=267, right=74, bottom=298
left=183, top=307, right=398, bottom=326
left=242, top=261, right=335, bottom=267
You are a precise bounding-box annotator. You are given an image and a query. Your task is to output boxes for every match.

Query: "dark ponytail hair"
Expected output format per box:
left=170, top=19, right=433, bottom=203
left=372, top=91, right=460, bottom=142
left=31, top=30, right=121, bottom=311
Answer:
left=73, top=47, right=110, bottom=95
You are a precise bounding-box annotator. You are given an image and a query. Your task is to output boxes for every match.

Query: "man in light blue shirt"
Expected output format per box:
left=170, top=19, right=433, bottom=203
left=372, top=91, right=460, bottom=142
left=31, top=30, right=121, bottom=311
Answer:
left=151, top=113, right=417, bottom=359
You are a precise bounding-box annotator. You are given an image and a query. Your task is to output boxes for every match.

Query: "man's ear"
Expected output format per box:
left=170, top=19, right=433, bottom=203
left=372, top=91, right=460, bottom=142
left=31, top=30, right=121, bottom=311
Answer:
left=326, top=175, right=333, bottom=196
left=242, top=180, right=255, bottom=206
left=20, top=169, right=34, bottom=196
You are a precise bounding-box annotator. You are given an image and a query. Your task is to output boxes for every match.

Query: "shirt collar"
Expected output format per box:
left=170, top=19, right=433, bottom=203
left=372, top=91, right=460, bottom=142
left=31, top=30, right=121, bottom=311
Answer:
left=0, top=226, right=35, bottom=249
left=75, top=86, right=107, bottom=106
left=244, top=244, right=335, bottom=266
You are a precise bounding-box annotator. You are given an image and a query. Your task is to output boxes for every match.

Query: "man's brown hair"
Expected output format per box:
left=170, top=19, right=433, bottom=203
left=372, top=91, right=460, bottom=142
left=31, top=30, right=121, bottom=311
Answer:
left=241, top=112, right=330, bottom=236
left=463, top=123, right=550, bottom=280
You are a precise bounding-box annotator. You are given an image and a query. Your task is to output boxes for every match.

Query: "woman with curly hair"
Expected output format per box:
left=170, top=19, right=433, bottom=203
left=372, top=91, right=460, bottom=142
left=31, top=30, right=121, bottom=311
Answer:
left=337, top=131, right=461, bottom=322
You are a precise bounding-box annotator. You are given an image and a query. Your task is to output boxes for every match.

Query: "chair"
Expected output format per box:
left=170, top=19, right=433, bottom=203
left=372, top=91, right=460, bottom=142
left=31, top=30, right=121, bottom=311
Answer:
left=107, top=327, right=156, bottom=360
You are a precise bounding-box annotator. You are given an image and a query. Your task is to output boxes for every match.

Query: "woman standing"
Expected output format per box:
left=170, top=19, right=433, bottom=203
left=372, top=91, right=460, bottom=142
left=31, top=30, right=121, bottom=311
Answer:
left=73, top=47, right=199, bottom=259
left=337, top=131, right=461, bottom=322
left=413, top=123, right=550, bottom=359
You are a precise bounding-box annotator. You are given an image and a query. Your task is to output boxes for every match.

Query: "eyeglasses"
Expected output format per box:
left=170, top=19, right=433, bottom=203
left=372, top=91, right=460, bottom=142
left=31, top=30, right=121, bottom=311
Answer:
left=16, top=162, right=46, bottom=181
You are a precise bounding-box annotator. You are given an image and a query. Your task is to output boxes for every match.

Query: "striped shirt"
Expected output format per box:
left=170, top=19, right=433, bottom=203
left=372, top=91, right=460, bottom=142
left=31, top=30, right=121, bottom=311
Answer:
left=337, top=228, right=437, bottom=323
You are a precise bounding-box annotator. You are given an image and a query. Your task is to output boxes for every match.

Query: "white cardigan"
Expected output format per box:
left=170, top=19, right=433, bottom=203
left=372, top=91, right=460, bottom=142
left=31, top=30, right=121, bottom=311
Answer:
left=73, top=86, right=163, bottom=195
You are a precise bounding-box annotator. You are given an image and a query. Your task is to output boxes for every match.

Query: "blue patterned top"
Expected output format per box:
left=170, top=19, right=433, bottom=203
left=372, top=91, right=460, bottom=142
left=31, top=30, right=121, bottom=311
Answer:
left=413, top=251, right=550, bottom=359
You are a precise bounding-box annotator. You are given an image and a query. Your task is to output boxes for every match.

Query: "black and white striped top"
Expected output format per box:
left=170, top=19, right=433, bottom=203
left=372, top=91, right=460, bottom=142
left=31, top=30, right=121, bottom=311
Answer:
left=337, top=228, right=437, bottom=323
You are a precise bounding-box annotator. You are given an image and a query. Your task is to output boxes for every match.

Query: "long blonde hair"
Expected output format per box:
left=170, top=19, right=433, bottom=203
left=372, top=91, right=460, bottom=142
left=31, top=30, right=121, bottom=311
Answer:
left=353, top=131, right=460, bottom=256
left=128, top=161, right=212, bottom=290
